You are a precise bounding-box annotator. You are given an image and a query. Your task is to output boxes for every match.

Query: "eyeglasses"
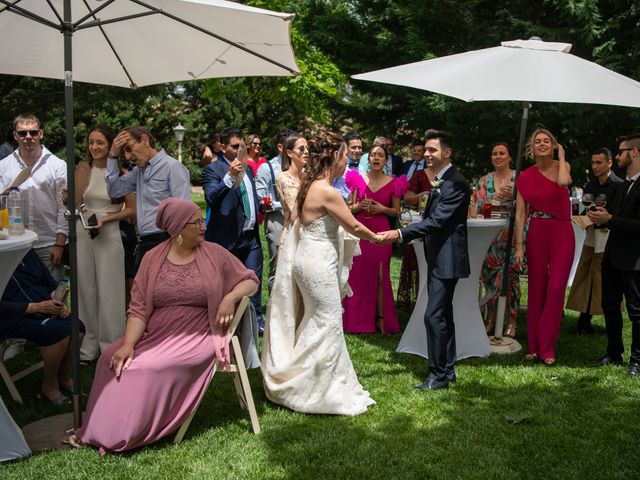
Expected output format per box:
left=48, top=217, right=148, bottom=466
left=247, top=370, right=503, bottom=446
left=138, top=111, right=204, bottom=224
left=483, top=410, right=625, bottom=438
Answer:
left=186, top=218, right=205, bottom=228
left=15, top=130, right=40, bottom=138
left=123, top=141, right=138, bottom=153
left=229, top=143, right=241, bottom=150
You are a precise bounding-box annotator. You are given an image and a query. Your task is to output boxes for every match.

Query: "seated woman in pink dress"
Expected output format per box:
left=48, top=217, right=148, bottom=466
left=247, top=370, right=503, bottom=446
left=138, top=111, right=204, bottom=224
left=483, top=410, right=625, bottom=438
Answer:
left=67, top=198, right=258, bottom=452
left=343, top=144, right=408, bottom=333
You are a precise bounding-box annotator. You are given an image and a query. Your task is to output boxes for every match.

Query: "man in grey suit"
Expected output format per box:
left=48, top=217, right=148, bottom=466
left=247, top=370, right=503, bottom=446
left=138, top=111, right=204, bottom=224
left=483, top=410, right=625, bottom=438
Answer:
left=379, top=129, right=471, bottom=390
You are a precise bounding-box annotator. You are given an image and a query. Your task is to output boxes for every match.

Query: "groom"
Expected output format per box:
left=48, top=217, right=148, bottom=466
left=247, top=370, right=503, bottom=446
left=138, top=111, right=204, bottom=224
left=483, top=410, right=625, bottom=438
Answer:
left=379, top=129, right=471, bottom=390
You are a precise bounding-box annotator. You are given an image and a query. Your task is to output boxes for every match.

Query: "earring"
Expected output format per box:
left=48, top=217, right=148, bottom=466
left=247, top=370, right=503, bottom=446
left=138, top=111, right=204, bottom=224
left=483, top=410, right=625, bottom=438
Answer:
left=176, top=234, right=184, bottom=246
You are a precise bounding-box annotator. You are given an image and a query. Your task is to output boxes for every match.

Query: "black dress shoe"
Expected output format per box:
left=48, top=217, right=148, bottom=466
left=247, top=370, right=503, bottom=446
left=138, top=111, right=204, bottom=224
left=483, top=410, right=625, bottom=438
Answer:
left=446, top=371, right=457, bottom=383
left=627, top=363, right=640, bottom=378
left=414, top=377, right=449, bottom=391
left=592, top=355, right=623, bottom=367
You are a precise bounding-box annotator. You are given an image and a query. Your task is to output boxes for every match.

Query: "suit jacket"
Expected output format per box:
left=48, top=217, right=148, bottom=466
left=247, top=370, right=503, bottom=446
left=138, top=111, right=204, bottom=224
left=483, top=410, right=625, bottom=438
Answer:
left=402, top=159, right=425, bottom=178
left=202, top=160, right=260, bottom=250
left=400, top=165, right=471, bottom=279
left=390, top=154, right=404, bottom=177
left=604, top=178, right=640, bottom=271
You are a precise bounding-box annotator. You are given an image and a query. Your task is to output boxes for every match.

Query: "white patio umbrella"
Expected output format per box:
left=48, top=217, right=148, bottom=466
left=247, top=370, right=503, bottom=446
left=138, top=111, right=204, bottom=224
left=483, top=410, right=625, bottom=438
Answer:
left=353, top=38, right=640, bottom=353
left=0, top=0, right=299, bottom=431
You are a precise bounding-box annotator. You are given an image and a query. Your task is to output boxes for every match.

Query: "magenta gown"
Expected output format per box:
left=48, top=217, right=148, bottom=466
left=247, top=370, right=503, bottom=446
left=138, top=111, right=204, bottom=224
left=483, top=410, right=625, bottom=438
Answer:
left=76, top=259, right=215, bottom=452
left=516, top=166, right=575, bottom=360
left=343, top=178, right=401, bottom=333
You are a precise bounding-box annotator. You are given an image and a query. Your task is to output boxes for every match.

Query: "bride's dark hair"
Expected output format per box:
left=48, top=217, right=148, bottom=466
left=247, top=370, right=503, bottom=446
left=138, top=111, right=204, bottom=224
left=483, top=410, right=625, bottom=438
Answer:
left=296, top=131, right=346, bottom=217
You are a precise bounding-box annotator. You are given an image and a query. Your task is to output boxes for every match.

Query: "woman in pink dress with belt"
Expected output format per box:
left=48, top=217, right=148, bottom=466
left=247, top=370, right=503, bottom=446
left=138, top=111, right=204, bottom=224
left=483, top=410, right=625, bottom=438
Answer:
left=514, top=128, right=574, bottom=366
left=343, top=144, right=408, bottom=333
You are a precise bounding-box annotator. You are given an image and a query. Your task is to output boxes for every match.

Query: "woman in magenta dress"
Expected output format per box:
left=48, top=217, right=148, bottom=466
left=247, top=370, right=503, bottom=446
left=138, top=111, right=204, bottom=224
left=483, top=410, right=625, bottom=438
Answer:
left=343, top=144, right=408, bottom=333
left=514, top=128, right=574, bottom=366
left=68, top=198, right=258, bottom=452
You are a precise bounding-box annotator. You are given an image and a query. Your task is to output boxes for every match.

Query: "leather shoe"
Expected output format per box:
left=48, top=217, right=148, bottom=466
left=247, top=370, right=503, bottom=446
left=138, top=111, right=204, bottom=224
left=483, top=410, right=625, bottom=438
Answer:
left=592, top=355, right=623, bottom=367
left=627, top=362, right=640, bottom=378
left=414, top=377, right=449, bottom=391
left=446, top=371, right=457, bottom=383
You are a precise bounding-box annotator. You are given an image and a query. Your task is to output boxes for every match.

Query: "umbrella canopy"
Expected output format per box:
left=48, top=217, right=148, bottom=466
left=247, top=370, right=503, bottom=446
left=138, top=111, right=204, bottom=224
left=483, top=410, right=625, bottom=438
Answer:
left=352, top=38, right=640, bottom=108
left=0, top=0, right=300, bottom=87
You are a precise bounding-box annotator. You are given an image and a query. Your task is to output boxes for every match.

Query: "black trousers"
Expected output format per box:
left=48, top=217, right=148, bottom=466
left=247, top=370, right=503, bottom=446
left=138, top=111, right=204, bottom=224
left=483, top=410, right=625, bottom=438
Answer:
left=134, top=232, right=170, bottom=275
left=424, top=274, right=458, bottom=382
left=601, top=258, right=640, bottom=363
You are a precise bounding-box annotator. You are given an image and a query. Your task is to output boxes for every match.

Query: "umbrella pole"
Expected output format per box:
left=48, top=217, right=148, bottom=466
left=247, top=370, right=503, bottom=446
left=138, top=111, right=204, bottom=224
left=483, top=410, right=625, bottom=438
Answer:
left=490, top=102, right=529, bottom=354
left=63, top=0, right=82, bottom=428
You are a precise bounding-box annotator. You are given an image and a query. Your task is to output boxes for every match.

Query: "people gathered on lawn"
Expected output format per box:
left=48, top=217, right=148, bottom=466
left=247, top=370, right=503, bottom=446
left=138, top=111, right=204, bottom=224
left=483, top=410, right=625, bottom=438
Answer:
left=4, top=113, right=640, bottom=453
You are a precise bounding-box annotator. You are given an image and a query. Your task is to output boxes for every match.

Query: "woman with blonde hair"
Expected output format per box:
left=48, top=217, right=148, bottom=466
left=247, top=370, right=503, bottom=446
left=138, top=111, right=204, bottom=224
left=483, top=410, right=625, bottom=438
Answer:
left=514, top=128, right=574, bottom=365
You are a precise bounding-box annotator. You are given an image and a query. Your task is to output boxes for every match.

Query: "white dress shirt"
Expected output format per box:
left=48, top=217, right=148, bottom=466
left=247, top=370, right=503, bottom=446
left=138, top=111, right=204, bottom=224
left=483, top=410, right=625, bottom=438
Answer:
left=222, top=158, right=257, bottom=231
left=255, top=155, right=283, bottom=211
left=0, top=146, right=67, bottom=248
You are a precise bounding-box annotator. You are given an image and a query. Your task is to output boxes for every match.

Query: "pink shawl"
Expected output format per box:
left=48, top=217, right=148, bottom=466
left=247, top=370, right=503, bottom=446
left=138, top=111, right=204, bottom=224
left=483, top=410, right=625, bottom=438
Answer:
left=127, top=239, right=258, bottom=368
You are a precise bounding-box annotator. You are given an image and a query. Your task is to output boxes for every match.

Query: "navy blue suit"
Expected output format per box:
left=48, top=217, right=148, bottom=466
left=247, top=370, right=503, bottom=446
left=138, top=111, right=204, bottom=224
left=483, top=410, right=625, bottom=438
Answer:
left=202, top=160, right=263, bottom=326
left=400, top=165, right=471, bottom=383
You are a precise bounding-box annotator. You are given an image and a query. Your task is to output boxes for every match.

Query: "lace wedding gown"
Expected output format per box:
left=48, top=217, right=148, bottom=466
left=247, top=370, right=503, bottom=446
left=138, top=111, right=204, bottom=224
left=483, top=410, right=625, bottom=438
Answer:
left=261, top=215, right=375, bottom=415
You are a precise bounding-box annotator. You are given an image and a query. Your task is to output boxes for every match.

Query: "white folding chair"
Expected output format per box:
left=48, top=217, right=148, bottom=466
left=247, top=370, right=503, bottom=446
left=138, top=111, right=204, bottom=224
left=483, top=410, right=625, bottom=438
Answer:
left=0, top=338, right=44, bottom=403
left=174, top=296, right=260, bottom=443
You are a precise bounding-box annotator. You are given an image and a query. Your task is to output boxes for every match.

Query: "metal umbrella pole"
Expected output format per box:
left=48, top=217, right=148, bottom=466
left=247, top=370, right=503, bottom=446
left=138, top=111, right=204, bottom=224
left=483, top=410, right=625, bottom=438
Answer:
left=490, top=102, right=530, bottom=354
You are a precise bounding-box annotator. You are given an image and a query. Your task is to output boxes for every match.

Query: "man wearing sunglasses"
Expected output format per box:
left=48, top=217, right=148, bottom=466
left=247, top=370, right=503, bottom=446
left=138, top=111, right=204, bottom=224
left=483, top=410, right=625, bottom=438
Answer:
left=202, top=127, right=264, bottom=333
left=0, top=113, right=68, bottom=281
left=105, top=125, right=191, bottom=273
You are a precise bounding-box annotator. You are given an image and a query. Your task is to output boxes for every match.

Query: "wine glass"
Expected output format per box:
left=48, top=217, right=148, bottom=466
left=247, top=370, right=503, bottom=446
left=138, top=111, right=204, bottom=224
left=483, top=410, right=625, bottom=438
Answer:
left=398, top=205, right=412, bottom=227
left=582, top=193, right=594, bottom=211
left=595, top=193, right=607, bottom=209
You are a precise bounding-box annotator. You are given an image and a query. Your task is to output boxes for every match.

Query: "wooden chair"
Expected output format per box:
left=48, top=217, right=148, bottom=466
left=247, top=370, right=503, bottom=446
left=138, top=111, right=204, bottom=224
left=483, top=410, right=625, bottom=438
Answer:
left=0, top=338, right=44, bottom=403
left=174, top=296, right=260, bottom=443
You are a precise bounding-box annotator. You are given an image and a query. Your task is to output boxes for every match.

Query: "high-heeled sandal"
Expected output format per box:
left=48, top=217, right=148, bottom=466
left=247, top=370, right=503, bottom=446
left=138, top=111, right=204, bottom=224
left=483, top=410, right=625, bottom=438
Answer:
left=543, top=358, right=556, bottom=367
left=524, top=353, right=538, bottom=362
left=503, top=322, right=517, bottom=338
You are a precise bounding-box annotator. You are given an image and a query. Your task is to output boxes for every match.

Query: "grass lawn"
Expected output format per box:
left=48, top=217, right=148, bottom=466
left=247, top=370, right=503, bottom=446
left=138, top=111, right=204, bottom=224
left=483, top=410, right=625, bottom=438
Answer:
left=2, top=192, right=639, bottom=479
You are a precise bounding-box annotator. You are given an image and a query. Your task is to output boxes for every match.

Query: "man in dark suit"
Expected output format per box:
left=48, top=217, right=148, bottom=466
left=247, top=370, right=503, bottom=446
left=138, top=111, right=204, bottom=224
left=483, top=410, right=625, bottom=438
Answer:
left=402, top=141, right=426, bottom=180
left=379, top=130, right=471, bottom=390
left=589, top=134, right=640, bottom=377
left=202, top=127, right=263, bottom=330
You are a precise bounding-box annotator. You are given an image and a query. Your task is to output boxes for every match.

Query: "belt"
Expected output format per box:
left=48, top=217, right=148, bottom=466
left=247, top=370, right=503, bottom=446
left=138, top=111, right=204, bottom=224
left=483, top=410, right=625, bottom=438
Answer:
left=139, top=232, right=170, bottom=241
left=530, top=211, right=556, bottom=219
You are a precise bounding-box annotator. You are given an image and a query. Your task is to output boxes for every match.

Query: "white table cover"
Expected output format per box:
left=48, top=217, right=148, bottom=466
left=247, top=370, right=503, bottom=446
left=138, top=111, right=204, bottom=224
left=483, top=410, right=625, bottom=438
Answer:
left=397, top=218, right=505, bottom=360
left=0, top=230, right=38, bottom=295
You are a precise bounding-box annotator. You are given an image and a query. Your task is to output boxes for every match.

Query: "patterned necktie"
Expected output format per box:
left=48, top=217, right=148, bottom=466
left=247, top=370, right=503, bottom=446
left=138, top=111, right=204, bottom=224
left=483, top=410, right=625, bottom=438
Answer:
left=239, top=179, right=251, bottom=219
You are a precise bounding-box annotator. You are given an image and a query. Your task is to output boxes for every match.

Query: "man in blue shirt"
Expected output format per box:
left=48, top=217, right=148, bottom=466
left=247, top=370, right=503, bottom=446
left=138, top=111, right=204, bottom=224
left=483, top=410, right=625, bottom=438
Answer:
left=106, top=125, right=191, bottom=272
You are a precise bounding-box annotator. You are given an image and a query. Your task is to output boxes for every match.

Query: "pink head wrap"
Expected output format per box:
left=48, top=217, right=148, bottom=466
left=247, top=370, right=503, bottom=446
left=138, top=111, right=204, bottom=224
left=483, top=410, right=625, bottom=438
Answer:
left=155, top=198, right=200, bottom=237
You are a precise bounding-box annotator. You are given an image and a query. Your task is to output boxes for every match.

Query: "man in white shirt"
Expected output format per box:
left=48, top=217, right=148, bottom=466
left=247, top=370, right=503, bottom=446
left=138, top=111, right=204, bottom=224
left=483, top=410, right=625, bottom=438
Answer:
left=0, top=114, right=67, bottom=281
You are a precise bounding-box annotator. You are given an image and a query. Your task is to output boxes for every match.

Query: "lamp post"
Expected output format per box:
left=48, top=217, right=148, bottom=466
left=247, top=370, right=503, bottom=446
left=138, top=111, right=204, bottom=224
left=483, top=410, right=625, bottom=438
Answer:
left=173, top=123, right=187, bottom=163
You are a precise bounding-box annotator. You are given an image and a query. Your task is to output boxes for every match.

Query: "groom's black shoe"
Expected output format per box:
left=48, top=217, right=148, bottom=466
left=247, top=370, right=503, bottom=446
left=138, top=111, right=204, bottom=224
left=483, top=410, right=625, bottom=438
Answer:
left=446, top=370, right=457, bottom=384
left=414, top=377, right=449, bottom=391
left=592, top=354, right=623, bottom=367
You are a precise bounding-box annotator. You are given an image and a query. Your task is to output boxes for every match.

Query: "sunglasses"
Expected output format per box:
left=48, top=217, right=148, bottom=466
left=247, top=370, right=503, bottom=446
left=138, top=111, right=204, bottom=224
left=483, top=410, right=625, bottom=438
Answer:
left=186, top=218, right=205, bottom=228
left=15, top=129, right=40, bottom=138
left=295, top=145, right=309, bottom=153
left=229, top=143, right=241, bottom=150
left=251, top=142, right=262, bottom=147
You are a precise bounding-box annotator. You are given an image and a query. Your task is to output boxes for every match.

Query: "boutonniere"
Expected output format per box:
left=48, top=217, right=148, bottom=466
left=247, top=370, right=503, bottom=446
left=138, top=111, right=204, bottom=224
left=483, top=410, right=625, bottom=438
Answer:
left=430, top=179, right=444, bottom=189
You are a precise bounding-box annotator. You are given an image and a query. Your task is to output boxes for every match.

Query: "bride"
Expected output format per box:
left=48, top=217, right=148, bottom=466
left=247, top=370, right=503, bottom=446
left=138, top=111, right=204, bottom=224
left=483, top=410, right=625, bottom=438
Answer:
left=262, top=132, right=380, bottom=415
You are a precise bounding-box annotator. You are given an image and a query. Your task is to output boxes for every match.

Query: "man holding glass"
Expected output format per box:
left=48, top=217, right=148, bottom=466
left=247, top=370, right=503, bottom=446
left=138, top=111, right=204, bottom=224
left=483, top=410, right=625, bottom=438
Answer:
left=566, top=148, right=621, bottom=334
left=589, top=135, right=640, bottom=377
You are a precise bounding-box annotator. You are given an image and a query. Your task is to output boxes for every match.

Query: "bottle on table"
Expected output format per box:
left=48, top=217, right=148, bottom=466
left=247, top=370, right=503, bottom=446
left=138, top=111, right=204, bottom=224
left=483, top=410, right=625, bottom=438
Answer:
left=8, top=186, right=25, bottom=235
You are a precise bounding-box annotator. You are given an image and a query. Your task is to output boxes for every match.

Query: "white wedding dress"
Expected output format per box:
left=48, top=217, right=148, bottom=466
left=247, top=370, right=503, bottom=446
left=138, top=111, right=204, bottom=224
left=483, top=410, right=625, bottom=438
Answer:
left=261, top=215, right=375, bottom=415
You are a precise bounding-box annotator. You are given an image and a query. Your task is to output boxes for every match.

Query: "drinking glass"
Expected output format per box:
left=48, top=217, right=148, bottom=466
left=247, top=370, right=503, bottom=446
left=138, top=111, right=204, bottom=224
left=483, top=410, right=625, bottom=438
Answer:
left=595, top=193, right=607, bottom=209
left=582, top=193, right=594, bottom=210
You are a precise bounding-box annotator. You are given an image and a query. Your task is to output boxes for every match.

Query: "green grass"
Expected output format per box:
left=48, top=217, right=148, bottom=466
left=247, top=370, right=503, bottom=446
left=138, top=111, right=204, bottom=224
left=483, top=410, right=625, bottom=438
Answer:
left=3, top=193, right=639, bottom=479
